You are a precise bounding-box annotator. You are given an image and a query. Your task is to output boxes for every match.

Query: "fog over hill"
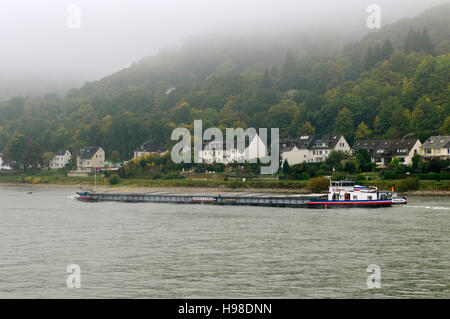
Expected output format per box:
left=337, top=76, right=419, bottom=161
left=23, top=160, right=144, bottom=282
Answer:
left=0, top=0, right=449, bottom=99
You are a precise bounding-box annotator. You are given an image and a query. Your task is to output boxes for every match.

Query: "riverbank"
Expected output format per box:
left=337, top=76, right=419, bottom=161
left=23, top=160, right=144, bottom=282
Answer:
left=1, top=178, right=450, bottom=195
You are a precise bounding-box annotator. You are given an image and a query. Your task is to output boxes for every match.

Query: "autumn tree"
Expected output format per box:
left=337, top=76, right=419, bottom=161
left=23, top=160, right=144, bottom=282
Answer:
left=355, top=121, right=372, bottom=140
left=334, top=107, right=354, bottom=142
left=297, top=121, right=316, bottom=135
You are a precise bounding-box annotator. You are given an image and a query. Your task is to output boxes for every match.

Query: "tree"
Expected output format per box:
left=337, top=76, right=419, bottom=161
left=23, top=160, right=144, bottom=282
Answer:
left=389, top=157, right=400, bottom=168
left=364, top=46, right=376, bottom=69
left=325, top=150, right=347, bottom=171
left=334, top=107, right=354, bottom=142
left=343, top=159, right=358, bottom=174
left=261, top=69, right=273, bottom=88
left=439, top=116, right=450, bottom=135
left=111, top=150, right=120, bottom=164
left=428, top=158, right=441, bottom=173
left=0, top=125, right=9, bottom=151
left=405, top=29, right=417, bottom=54
left=280, top=51, right=297, bottom=90
left=420, top=28, right=433, bottom=54
left=381, top=39, right=394, bottom=61
left=267, top=99, right=298, bottom=136
left=412, top=154, right=421, bottom=170
left=42, top=152, right=55, bottom=168
left=355, top=121, right=372, bottom=139
left=3, top=133, right=42, bottom=171
left=297, top=121, right=316, bottom=135
left=409, top=97, right=442, bottom=141
left=282, top=160, right=291, bottom=175
left=356, top=149, right=372, bottom=172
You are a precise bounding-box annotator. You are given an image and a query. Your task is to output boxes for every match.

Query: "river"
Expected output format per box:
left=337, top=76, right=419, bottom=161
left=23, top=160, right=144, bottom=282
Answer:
left=0, top=185, right=448, bottom=298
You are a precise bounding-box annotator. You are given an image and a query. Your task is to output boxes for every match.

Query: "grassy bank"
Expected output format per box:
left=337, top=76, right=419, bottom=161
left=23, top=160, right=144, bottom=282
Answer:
left=0, top=172, right=308, bottom=190
left=1, top=172, right=449, bottom=194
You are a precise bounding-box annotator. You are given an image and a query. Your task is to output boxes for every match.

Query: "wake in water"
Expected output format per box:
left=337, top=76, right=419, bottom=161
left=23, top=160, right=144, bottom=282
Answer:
left=407, top=205, right=450, bottom=210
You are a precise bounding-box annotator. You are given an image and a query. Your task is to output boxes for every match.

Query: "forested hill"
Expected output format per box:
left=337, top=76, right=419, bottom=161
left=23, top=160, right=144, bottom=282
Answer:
left=0, top=3, right=449, bottom=164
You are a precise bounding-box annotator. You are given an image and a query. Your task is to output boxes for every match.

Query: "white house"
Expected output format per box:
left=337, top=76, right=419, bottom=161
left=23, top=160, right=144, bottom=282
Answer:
left=419, top=136, right=450, bottom=160
left=0, top=153, right=11, bottom=170
left=49, top=150, right=71, bottom=169
left=352, top=138, right=422, bottom=167
left=198, top=134, right=267, bottom=164
left=281, top=135, right=351, bottom=166
left=76, top=146, right=105, bottom=173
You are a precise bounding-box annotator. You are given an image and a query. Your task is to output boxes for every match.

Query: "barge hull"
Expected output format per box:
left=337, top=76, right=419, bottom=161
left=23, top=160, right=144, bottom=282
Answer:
left=76, top=192, right=392, bottom=208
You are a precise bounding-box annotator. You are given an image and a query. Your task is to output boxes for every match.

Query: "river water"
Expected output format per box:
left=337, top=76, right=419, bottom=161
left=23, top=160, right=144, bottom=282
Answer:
left=0, top=185, right=448, bottom=298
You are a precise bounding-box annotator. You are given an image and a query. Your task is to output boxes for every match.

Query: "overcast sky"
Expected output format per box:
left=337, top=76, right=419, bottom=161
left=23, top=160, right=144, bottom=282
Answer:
left=0, top=0, right=448, bottom=98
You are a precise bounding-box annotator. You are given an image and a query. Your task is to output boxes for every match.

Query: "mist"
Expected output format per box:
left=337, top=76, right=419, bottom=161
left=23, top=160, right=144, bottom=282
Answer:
left=0, top=0, right=448, bottom=98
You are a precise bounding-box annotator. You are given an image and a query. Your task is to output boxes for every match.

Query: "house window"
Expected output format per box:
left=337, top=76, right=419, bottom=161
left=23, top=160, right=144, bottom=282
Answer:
left=434, top=149, right=440, bottom=155
left=399, top=157, right=405, bottom=163
left=353, top=195, right=358, bottom=200
left=425, top=149, right=432, bottom=154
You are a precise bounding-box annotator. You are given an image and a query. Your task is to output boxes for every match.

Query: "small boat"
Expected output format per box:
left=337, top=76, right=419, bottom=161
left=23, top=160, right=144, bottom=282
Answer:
left=306, top=180, right=407, bottom=208
left=75, top=191, right=93, bottom=200
left=391, top=197, right=407, bottom=205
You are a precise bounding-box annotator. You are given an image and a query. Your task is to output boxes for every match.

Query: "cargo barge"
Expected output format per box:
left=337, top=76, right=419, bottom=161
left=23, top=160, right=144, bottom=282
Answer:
left=75, top=180, right=406, bottom=209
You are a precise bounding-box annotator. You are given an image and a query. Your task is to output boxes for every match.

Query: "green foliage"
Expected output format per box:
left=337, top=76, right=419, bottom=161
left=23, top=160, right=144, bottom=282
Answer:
left=306, top=176, right=330, bottom=192
left=282, top=160, right=291, bottom=175
left=355, top=149, right=373, bottom=172
left=428, top=158, right=441, bottom=173
left=109, top=174, right=121, bottom=185
left=334, top=107, right=354, bottom=142
left=390, top=157, right=400, bottom=167
left=325, top=150, right=347, bottom=171
left=110, top=150, right=120, bottom=164
left=343, top=159, right=358, bottom=174
left=396, top=177, right=419, bottom=192
left=0, top=5, right=449, bottom=169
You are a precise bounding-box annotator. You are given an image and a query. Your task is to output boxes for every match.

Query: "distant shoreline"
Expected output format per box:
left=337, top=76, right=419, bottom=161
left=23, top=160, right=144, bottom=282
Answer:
left=1, top=181, right=449, bottom=196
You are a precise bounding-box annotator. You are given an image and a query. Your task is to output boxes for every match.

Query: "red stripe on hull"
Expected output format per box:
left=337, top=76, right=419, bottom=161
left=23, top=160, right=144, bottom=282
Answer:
left=308, top=201, right=392, bottom=205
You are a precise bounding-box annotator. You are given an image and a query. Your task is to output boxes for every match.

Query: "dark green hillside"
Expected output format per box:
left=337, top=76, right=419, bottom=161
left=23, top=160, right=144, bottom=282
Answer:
left=0, top=3, right=449, bottom=166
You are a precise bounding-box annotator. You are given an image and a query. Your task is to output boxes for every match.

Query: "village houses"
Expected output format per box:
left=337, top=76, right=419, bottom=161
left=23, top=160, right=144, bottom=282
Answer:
left=281, top=135, right=350, bottom=165
left=419, top=136, right=450, bottom=160
left=76, top=146, right=105, bottom=173
left=133, top=140, right=168, bottom=159
left=0, top=153, right=11, bottom=170
left=198, top=134, right=267, bottom=164
left=352, top=138, right=422, bottom=167
left=49, top=150, right=71, bottom=169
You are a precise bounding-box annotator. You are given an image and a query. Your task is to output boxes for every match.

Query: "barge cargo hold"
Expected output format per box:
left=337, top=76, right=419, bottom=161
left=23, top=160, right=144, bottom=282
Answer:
left=75, top=191, right=330, bottom=208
